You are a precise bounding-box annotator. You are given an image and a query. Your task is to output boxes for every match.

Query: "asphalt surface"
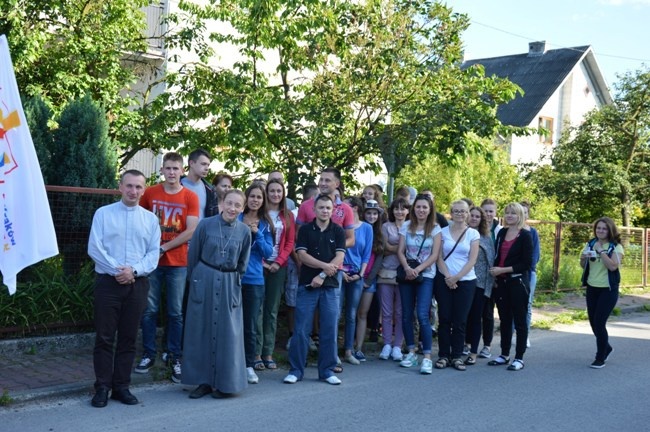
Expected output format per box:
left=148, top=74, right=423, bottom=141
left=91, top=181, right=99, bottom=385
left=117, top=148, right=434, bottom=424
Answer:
left=1, top=291, right=649, bottom=431
left=1, top=312, right=649, bottom=431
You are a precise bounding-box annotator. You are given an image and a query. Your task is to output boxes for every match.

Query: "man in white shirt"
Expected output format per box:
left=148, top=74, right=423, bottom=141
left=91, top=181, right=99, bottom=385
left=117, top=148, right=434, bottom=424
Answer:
left=88, top=170, right=161, bottom=408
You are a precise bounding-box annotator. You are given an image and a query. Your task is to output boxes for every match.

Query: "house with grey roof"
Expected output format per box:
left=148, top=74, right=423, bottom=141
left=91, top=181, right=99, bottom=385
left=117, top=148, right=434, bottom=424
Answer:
left=462, top=41, right=612, bottom=164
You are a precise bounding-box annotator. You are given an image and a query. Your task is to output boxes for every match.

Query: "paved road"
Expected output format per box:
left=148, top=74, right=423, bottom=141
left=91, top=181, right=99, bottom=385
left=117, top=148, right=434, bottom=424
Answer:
left=2, top=313, right=650, bottom=432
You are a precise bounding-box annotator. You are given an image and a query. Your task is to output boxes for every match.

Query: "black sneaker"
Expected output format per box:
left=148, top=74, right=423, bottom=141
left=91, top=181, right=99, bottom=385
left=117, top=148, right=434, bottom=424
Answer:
left=171, top=357, right=182, bottom=383
left=605, top=346, right=613, bottom=362
left=134, top=354, right=155, bottom=373
left=590, top=359, right=605, bottom=369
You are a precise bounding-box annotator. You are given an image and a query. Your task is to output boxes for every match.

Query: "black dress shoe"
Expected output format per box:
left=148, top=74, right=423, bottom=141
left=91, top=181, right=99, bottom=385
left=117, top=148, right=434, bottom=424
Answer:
left=189, top=384, right=213, bottom=399
left=91, top=387, right=109, bottom=408
left=211, top=389, right=235, bottom=399
left=111, top=388, right=139, bottom=405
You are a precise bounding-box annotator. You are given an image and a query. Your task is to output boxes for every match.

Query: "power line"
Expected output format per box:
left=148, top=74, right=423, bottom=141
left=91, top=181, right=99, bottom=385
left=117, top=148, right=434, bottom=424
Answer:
left=469, top=20, right=650, bottom=63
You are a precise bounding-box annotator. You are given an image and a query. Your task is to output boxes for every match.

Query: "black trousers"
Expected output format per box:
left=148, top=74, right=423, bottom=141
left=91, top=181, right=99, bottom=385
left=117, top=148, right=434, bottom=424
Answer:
left=495, top=276, right=529, bottom=360
left=93, top=273, right=149, bottom=391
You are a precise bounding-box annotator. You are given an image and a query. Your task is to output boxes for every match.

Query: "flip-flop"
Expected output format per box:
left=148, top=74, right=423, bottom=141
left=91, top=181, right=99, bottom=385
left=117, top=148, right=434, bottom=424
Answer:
left=333, top=363, right=343, bottom=373
left=253, top=360, right=266, bottom=371
left=263, top=359, right=277, bottom=370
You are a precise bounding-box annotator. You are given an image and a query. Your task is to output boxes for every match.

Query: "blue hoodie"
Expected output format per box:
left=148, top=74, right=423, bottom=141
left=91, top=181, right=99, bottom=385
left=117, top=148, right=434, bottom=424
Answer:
left=238, top=215, right=274, bottom=285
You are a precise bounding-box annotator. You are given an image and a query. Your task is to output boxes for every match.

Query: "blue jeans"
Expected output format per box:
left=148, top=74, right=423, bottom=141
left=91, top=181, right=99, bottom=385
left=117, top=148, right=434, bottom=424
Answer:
left=288, top=285, right=340, bottom=380
left=399, top=277, right=434, bottom=354
left=242, top=284, right=265, bottom=367
left=141, top=266, right=187, bottom=358
left=341, top=277, right=364, bottom=350
left=527, top=271, right=537, bottom=330
left=586, top=284, right=618, bottom=361
left=435, top=276, right=476, bottom=359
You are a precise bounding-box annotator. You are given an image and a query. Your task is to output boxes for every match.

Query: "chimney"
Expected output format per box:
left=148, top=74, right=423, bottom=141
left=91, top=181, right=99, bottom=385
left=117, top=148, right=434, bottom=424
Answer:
left=528, top=41, right=547, bottom=57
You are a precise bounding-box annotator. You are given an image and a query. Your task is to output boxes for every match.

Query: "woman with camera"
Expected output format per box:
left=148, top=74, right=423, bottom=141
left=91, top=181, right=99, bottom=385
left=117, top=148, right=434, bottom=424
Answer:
left=580, top=217, right=623, bottom=369
left=488, top=202, right=533, bottom=371
left=397, top=194, right=441, bottom=374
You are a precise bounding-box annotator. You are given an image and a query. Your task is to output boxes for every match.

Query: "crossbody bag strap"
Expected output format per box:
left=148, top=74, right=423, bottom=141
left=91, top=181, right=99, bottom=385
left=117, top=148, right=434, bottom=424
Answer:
left=443, top=228, right=468, bottom=261
left=407, top=232, right=427, bottom=261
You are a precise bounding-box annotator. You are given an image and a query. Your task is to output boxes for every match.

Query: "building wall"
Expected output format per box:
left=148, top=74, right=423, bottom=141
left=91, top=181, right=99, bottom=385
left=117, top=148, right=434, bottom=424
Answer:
left=509, top=60, right=602, bottom=165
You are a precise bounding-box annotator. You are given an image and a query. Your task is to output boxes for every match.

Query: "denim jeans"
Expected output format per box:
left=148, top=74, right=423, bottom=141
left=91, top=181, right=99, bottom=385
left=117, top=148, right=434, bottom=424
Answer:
left=242, top=283, right=265, bottom=367
left=141, top=266, right=187, bottom=357
left=288, top=285, right=340, bottom=380
left=526, top=271, right=537, bottom=330
left=399, top=277, right=434, bottom=354
left=586, top=284, right=618, bottom=361
left=341, top=277, right=364, bottom=350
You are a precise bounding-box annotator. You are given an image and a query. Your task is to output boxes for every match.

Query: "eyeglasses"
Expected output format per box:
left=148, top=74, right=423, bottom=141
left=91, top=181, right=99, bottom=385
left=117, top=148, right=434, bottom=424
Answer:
left=451, top=209, right=467, bottom=215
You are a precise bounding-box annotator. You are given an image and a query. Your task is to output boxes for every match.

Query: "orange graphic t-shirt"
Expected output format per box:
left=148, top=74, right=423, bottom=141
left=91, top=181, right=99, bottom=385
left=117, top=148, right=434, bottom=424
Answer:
left=140, top=184, right=199, bottom=267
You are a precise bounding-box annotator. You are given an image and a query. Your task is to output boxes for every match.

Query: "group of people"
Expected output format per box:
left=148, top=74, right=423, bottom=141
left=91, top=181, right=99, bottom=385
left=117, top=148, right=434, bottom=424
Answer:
left=87, top=149, right=623, bottom=407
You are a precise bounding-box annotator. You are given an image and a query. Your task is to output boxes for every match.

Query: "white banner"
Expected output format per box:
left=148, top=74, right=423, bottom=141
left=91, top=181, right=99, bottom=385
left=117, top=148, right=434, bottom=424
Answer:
left=0, top=35, right=59, bottom=295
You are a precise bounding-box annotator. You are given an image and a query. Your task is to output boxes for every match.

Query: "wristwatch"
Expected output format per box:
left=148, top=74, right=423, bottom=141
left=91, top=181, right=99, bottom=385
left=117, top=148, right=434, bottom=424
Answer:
left=132, top=267, right=138, bottom=277
left=160, top=247, right=165, bottom=255
left=318, top=272, right=327, bottom=279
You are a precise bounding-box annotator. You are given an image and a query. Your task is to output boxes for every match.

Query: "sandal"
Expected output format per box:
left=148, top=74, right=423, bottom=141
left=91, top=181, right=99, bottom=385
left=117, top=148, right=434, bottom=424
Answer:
left=333, top=363, right=343, bottom=373
left=452, top=358, right=466, bottom=371
left=253, top=360, right=266, bottom=371
left=487, top=355, right=510, bottom=366
left=464, top=355, right=476, bottom=366
left=263, top=359, right=277, bottom=370
left=434, top=357, right=449, bottom=369
left=507, top=359, right=524, bottom=371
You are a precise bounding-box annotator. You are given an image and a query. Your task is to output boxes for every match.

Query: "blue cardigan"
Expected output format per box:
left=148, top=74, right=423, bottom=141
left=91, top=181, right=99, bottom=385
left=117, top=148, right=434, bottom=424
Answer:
left=238, top=215, right=274, bottom=285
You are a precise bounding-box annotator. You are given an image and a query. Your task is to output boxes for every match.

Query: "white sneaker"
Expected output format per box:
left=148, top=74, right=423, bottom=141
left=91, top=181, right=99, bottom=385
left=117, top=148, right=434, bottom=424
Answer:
left=526, top=338, right=531, bottom=348
left=246, top=367, right=259, bottom=384
left=420, top=358, right=433, bottom=374
left=308, top=337, right=318, bottom=352
left=283, top=374, right=299, bottom=384
left=344, top=354, right=360, bottom=365
left=391, top=347, right=403, bottom=362
left=379, top=344, right=392, bottom=360
left=286, top=337, right=292, bottom=351
left=400, top=352, right=418, bottom=368
left=324, top=376, right=341, bottom=385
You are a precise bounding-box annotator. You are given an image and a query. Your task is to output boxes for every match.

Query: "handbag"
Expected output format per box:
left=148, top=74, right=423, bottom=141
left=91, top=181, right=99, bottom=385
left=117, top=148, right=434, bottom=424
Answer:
left=396, top=234, right=426, bottom=284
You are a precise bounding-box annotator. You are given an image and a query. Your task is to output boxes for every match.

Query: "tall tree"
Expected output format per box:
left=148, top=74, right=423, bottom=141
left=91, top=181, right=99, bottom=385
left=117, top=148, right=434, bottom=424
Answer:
left=131, top=0, right=522, bottom=196
left=528, top=67, right=650, bottom=225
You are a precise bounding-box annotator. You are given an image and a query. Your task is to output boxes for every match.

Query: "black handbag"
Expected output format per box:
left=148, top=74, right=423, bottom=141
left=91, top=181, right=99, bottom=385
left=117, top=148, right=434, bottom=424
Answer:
left=396, top=234, right=426, bottom=284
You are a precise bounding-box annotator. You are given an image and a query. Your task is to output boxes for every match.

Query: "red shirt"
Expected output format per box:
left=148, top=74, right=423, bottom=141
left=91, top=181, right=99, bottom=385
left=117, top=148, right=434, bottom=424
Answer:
left=296, top=197, right=355, bottom=229
left=140, top=184, right=199, bottom=267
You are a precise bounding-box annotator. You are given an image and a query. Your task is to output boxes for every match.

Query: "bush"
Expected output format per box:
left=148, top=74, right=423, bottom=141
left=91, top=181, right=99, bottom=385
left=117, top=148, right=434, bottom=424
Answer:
left=0, top=258, right=95, bottom=337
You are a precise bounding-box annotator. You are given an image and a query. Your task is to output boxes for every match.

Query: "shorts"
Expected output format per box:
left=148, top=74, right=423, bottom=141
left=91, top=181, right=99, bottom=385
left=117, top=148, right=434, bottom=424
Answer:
left=363, top=281, right=377, bottom=294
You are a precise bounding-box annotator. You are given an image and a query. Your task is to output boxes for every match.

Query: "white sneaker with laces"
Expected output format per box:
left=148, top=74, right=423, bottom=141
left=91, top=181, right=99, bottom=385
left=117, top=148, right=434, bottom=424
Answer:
left=400, top=352, right=418, bottom=368
left=246, top=367, right=259, bottom=384
left=420, top=358, right=433, bottom=374
left=391, top=347, right=403, bottom=361
left=324, top=376, right=341, bottom=385
left=379, top=344, right=392, bottom=360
